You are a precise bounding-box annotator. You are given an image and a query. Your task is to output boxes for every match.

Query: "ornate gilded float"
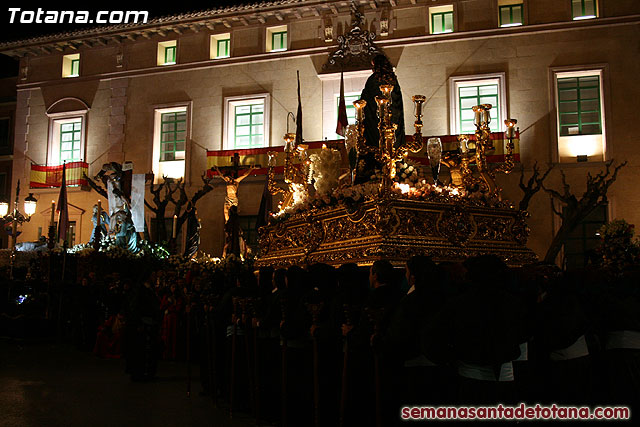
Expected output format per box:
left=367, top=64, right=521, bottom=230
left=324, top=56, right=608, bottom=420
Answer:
left=256, top=82, right=537, bottom=268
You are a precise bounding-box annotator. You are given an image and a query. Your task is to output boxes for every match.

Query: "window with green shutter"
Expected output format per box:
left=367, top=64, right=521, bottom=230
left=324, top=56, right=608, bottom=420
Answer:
left=160, top=112, right=187, bottom=161
left=557, top=75, right=601, bottom=136
left=431, top=11, right=454, bottom=34
left=458, top=84, right=500, bottom=133
left=499, top=4, right=523, bottom=27
left=70, top=59, right=80, bottom=76
left=271, top=31, right=287, bottom=51
left=234, top=104, right=264, bottom=148
left=572, top=0, right=597, bottom=20
left=563, top=204, right=607, bottom=270
left=60, top=120, right=82, bottom=162
left=164, top=46, right=176, bottom=64
left=217, top=38, right=230, bottom=58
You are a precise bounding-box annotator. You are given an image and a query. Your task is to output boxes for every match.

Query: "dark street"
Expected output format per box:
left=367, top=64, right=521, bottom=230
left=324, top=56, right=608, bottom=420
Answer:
left=0, top=338, right=251, bottom=427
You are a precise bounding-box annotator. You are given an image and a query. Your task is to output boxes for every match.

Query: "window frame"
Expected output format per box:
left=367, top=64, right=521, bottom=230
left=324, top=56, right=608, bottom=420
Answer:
left=572, top=0, right=598, bottom=20
left=557, top=75, right=602, bottom=137
left=266, top=26, right=288, bottom=52
left=62, top=53, right=80, bottom=78
left=217, top=39, right=230, bottom=58
left=157, top=40, right=177, bottom=66
left=271, top=31, right=288, bottom=52
left=159, top=111, right=187, bottom=162
left=431, top=11, right=454, bottom=34
left=164, top=46, right=176, bottom=64
left=223, top=94, right=271, bottom=150
left=152, top=103, right=191, bottom=183
left=551, top=66, right=608, bottom=163
left=449, top=73, right=507, bottom=135
left=211, top=33, right=231, bottom=59
left=46, top=113, right=87, bottom=166
left=499, top=3, right=523, bottom=27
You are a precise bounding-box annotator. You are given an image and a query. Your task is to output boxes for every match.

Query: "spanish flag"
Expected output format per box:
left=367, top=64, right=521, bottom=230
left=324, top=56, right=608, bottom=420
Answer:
left=30, top=161, right=89, bottom=188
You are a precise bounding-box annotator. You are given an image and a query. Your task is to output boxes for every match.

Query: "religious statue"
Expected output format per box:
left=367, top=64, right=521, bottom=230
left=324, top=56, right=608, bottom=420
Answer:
left=89, top=204, right=110, bottom=244
left=94, top=162, right=139, bottom=252
left=111, top=204, right=138, bottom=252
left=212, top=164, right=256, bottom=223
left=183, top=202, right=200, bottom=259
left=222, top=205, right=250, bottom=258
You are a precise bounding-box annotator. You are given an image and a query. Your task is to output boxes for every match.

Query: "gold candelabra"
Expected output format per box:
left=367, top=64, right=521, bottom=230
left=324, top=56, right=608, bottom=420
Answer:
left=352, top=85, right=425, bottom=193
left=267, top=132, right=311, bottom=209
left=441, top=105, right=518, bottom=199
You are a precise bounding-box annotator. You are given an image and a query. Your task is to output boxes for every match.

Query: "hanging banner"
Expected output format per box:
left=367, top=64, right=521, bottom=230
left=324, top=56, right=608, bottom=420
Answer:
left=131, top=174, right=145, bottom=233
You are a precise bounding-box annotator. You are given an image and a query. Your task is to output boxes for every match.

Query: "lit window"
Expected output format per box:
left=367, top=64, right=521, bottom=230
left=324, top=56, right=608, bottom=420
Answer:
left=499, top=3, right=523, bottom=27
left=272, top=31, right=287, bottom=51
left=211, top=33, right=231, bottom=59
left=153, top=106, right=189, bottom=181
left=449, top=74, right=506, bottom=134
left=59, top=120, right=82, bottom=162
left=572, top=0, right=597, bottom=20
left=48, top=117, right=84, bottom=165
left=429, top=6, right=454, bottom=34
left=157, top=41, right=177, bottom=66
left=554, top=69, right=605, bottom=163
left=557, top=75, right=601, bottom=136
left=62, top=54, right=80, bottom=78
left=160, top=112, right=187, bottom=162
left=266, top=26, right=288, bottom=52
left=224, top=94, right=270, bottom=150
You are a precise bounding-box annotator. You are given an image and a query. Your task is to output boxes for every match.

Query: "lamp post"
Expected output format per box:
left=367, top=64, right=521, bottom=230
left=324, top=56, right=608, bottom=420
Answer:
left=0, top=180, right=38, bottom=280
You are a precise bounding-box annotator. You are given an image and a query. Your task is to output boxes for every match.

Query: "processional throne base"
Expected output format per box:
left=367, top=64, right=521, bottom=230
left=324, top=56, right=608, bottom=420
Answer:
left=256, top=195, right=537, bottom=268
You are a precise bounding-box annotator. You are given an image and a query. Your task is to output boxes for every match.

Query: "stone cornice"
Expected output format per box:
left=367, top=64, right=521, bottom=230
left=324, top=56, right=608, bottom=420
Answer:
left=0, top=0, right=382, bottom=57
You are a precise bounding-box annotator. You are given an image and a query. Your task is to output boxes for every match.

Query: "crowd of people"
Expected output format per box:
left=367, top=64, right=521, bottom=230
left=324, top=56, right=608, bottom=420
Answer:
left=64, top=255, right=639, bottom=425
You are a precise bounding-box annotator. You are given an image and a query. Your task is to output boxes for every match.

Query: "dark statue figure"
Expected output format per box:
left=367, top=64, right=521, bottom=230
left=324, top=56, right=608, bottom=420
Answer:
left=183, top=203, right=201, bottom=259
left=356, top=54, right=405, bottom=183
left=89, top=204, right=110, bottom=244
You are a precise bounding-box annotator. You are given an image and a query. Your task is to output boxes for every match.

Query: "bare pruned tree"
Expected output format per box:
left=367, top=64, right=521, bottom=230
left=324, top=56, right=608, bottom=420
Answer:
left=85, top=170, right=217, bottom=243
left=518, top=161, right=554, bottom=211
left=542, top=159, right=627, bottom=264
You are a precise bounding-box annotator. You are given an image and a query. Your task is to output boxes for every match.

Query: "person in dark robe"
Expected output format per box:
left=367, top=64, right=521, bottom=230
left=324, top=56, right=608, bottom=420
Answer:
left=595, top=268, right=640, bottom=414
left=160, top=283, right=183, bottom=360
left=344, top=259, right=402, bottom=426
left=125, top=279, right=161, bottom=381
left=423, top=255, right=525, bottom=405
left=356, top=54, right=405, bottom=183
left=385, top=255, right=452, bottom=408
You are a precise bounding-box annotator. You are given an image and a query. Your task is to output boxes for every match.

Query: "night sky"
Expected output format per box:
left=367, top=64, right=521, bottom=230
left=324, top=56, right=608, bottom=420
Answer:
left=0, top=1, right=258, bottom=77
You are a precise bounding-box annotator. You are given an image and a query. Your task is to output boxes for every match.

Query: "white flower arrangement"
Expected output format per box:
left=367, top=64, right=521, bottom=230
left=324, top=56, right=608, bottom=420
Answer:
left=309, top=147, right=342, bottom=196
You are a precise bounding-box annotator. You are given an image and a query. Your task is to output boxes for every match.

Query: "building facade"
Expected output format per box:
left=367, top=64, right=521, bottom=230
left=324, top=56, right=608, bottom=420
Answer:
left=0, top=0, right=639, bottom=264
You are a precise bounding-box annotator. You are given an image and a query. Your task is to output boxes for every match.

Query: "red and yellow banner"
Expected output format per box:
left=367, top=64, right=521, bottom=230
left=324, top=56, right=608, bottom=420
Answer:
left=206, top=141, right=334, bottom=177
left=407, top=131, right=521, bottom=165
left=205, top=132, right=520, bottom=173
left=30, top=162, right=89, bottom=188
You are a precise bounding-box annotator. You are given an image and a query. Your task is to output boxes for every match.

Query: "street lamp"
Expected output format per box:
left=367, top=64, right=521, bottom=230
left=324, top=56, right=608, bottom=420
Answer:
left=1, top=180, right=38, bottom=280
left=23, top=193, right=37, bottom=217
